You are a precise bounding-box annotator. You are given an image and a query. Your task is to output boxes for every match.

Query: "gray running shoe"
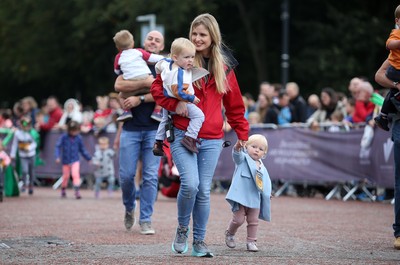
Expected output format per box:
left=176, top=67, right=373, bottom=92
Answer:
left=172, top=225, right=190, bottom=254
left=124, top=210, right=135, bottom=230
left=140, top=222, right=155, bottom=235
left=191, top=240, right=214, bottom=257
left=117, top=111, right=133, bottom=122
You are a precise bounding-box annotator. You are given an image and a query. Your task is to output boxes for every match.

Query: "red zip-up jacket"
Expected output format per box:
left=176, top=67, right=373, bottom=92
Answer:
left=40, top=107, right=63, bottom=131
left=353, top=100, right=375, bottom=123
left=151, top=69, right=249, bottom=141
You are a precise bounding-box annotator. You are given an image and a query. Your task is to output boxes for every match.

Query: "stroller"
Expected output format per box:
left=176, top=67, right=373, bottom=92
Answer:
left=157, top=139, right=231, bottom=197
left=158, top=141, right=180, bottom=198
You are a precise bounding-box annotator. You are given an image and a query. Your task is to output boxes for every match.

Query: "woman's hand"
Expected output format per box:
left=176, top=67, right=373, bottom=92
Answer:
left=175, top=101, right=188, bottom=117
left=193, top=96, right=200, bottom=104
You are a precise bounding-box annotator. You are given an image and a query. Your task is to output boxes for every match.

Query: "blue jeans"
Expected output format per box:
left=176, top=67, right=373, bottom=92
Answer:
left=20, top=156, right=35, bottom=188
left=119, top=129, right=160, bottom=224
left=170, top=128, right=223, bottom=241
left=156, top=105, right=204, bottom=141
left=393, top=119, right=400, bottom=237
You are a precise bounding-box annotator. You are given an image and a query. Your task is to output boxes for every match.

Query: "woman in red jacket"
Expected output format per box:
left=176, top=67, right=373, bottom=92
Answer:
left=151, top=13, right=249, bottom=257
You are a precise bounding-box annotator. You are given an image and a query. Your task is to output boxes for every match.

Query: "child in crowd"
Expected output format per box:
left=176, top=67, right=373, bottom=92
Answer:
left=152, top=37, right=208, bottom=155
left=113, top=29, right=164, bottom=122
left=80, top=107, right=94, bottom=134
left=10, top=117, right=37, bottom=195
left=375, top=5, right=400, bottom=131
left=0, top=142, right=11, bottom=202
left=108, top=92, right=124, bottom=122
left=92, top=137, right=115, bottom=199
left=247, top=112, right=262, bottom=126
left=344, top=97, right=355, bottom=123
left=0, top=109, right=13, bottom=128
left=56, top=98, right=82, bottom=131
left=225, top=134, right=272, bottom=252
left=55, top=121, right=92, bottom=199
left=328, top=109, right=348, bottom=132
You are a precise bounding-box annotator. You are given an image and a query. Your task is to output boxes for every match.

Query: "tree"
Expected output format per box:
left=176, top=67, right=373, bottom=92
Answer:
left=0, top=0, right=214, bottom=107
left=0, top=0, right=397, bottom=108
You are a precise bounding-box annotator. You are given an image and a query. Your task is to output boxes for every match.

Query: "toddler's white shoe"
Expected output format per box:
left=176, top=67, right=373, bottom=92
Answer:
left=246, top=241, right=258, bottom=252
left=225, top=230, right=236, bottom=248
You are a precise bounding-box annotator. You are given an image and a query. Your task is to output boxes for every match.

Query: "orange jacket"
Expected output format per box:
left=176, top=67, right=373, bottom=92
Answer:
left=387, top=29, right=400, bottom=69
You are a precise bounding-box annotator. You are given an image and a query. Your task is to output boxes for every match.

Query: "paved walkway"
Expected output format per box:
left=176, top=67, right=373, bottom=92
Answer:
left=1, top=187, right=400, bottom=264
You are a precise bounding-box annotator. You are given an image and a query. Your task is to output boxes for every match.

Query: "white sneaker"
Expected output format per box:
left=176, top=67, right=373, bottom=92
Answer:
left=247, top=241, right=259, bottom=252
left=225, top=230, right=236, bottom=248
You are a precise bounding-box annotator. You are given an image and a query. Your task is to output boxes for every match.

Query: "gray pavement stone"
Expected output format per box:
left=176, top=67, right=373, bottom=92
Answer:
left=1, top=187, right=400, bottom=264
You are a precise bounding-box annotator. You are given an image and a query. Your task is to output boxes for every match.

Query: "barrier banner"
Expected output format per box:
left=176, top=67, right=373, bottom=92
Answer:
left=369, top=128, right=394, bottom=188
left=28, top=128, right=395, bottom=189
left=214, top=127, right=395, bottom=188
left=35, top=132, right=118, bottom=179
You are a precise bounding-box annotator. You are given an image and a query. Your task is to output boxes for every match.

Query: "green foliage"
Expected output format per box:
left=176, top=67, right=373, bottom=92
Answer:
left=289, top=0, right=393, bottom=96
left=0, top=0, right=397, bottom=108
left=0, top=0, right=215, bottom=107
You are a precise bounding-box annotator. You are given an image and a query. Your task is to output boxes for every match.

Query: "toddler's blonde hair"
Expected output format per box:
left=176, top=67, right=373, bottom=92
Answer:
left=113, top=30, right=134, bottom=50
left=395, top=5, right=400, bottom=19
left=170, top=37, right=195, bottom=58
left=246, top=134, right=268, bottom=154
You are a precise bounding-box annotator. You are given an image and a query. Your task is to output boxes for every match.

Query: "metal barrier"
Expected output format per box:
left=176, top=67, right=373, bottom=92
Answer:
left=1, top=123, right=393, bottom=201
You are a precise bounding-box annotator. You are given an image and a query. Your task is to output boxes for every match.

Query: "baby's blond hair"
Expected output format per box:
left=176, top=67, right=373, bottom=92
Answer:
left=113, top=30, right=134, bottom=50
left=170, top=37, right=195, bottom=57
left=246, top=134, right=268, bottom=154
left=395, top=5, right=400, bottom=19
left=98, top=136, right=109, bottom=146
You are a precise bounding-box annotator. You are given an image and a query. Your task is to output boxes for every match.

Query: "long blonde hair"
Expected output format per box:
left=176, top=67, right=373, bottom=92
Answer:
left=189, top=13, right=229, bottom=94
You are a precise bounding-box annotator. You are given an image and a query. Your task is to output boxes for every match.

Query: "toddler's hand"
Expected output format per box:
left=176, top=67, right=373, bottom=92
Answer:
left=55, top=158, right=60, bottom=164
left=234, top=140, right=243, bottom=151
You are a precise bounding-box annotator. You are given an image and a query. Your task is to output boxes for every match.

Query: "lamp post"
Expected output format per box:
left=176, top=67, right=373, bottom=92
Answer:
left=136, top=14, right=164, bottom=46
left=281, top=0, right=290, bottom=87
left=136, top=14, right=156, bottom=30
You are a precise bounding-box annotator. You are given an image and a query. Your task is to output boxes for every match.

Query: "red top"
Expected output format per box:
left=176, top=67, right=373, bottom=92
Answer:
left=352, top=100, right=375, bottom=123
left=93, top=108, right=113, bottom=120
left=40, top=107, right=63, bottom=131
left=151, top=69, right=249, bottom=141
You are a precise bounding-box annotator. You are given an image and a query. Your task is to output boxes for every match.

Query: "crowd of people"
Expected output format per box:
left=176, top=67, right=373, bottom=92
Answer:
left=0, top=21, right=390, bottom=227
left=1, top=10, right=400, bottom=256
left=239, top=77, right=381, bottom=132
left=0, top=76, right=380, bottom=143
